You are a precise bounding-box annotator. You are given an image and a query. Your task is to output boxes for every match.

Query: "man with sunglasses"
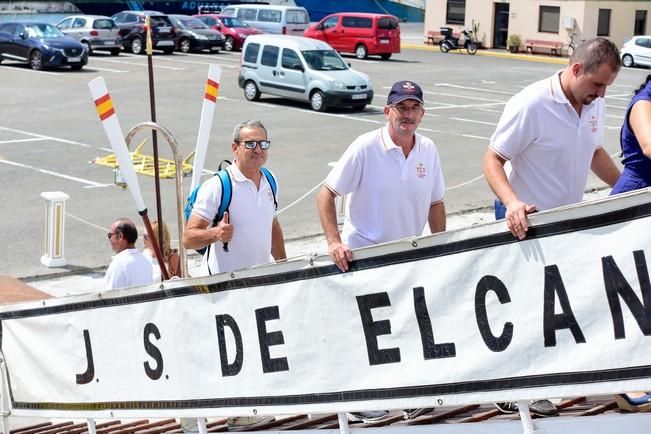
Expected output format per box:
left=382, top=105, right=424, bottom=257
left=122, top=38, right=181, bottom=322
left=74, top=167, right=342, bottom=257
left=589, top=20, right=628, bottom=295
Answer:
left=316, top=81, right=445, bottom=422
left=183, top=120, right=286, bottom=278
left=104, top=218, right=153, bottom=290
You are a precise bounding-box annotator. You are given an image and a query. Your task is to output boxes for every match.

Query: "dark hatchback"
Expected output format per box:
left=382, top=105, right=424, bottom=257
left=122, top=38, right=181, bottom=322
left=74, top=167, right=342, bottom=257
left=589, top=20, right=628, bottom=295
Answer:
left=111, top=10, right=176, bottom=54
left=0, top=21, right=88, bottom=70
left=168, top=15, right=225, bottom=53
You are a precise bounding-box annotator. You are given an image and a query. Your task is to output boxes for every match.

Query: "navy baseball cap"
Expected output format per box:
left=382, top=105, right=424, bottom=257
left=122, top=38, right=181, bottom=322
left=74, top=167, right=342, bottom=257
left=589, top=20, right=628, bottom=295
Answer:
left=387, top=80, right=424, bottom=105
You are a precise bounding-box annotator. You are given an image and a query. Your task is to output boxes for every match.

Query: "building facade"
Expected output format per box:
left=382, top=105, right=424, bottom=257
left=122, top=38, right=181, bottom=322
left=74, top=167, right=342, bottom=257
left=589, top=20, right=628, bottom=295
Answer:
left=425, top=0, right=650, bottom=50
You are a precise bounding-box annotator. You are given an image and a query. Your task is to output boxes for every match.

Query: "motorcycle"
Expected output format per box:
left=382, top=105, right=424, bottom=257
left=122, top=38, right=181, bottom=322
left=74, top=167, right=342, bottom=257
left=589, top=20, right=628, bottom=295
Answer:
left=439, top=27, right=478, bottom=55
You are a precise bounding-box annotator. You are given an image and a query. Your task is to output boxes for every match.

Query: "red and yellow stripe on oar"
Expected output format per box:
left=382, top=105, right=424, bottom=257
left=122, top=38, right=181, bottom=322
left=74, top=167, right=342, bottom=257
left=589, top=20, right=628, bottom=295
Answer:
left=94, top=93, right=115, bottom=121
left=204, top=78, right=219, bottom=102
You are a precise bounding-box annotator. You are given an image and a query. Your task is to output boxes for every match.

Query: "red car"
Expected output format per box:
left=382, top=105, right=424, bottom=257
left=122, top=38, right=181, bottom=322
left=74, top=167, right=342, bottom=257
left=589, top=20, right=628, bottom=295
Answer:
left=304, top=12, right=400, bottom=60
left=193, top=14, right=262, bottom=51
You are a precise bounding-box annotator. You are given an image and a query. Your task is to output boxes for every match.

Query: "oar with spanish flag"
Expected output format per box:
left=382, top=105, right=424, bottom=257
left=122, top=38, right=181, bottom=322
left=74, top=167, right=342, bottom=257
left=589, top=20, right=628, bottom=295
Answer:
left=190, top=65, right=224, bottom=250
left=144, top=14, right=166, bottom=264
left=88, top=76, right=170, bottom=281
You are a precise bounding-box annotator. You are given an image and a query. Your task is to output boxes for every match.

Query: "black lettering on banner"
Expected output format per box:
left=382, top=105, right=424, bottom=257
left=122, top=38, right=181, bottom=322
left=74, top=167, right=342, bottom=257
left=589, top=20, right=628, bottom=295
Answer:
left=474, top=275, right=513, bottom=352
left=143, top=323, right=164, bottom=380
left=215, top=314, right=243, bottom=376
left=356, top=292, right=400, bottom=365
left=75, top=329, right=95, bottom=384
left=602, top=251, right=651, bottom=339
left=543, top=265, right=586, bottom=347
left=413, top=286, right=456, bottom=358
left=255, top=306, right=289, bottom=373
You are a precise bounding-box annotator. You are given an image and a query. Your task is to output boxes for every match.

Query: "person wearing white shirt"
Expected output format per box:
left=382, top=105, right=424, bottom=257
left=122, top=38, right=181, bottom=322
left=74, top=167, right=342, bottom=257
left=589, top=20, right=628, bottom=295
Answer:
left=104, top=218, right=153, bottom=290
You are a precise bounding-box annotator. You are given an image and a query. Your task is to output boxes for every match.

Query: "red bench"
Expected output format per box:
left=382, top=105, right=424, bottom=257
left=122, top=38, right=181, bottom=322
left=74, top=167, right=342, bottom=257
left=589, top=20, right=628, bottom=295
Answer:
left=525, top=39, right=563, bottom=56
left=425, top=30, right=461, bottom=45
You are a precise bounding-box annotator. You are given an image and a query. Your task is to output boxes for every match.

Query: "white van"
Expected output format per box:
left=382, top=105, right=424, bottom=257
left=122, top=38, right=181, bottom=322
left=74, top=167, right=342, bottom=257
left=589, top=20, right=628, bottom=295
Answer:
left=238, top=34, right=373, bottom=112
left=220, top=5, right=309, bottom=35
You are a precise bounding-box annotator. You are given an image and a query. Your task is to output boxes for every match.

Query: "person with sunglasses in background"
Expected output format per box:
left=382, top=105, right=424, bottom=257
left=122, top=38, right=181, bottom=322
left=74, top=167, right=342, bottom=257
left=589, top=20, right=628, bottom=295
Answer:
left=104, top=218, right=153, bottom=290
left=316, top=81, right=446, bottom=423
left=183, top=119, right=287, bottom=278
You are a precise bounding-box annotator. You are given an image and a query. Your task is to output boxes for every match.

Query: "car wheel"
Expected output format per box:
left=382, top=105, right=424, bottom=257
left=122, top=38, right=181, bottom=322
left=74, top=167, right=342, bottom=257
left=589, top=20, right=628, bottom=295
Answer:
left=355, top=44, right=368, bottom=59
left=29, top=50, right=44, bottom=70
left=179, top=38, right=191, bottom=53
left=622, top=54, right=634, bottom=68
left=244, top=80, right=260, bottom=101
left=81, top=41, right=92, bottom=55
left=131, top=36, right=143, bottom=54
left=310, top=90, right=327, bottom=112
left=110, top=48, right=121, bottom=56
left=380, top=53, right=391, bottom=60
left=224, top=36, right=234, bottom=51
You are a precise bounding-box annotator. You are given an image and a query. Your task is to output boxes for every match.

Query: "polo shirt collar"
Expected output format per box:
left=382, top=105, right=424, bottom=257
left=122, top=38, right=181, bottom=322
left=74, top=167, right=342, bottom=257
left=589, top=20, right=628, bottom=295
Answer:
left=550, top=70, right=570, bottom=105
left=228, top=161, right=265, bottom=185
left=381, top=125, right=419, bottom=154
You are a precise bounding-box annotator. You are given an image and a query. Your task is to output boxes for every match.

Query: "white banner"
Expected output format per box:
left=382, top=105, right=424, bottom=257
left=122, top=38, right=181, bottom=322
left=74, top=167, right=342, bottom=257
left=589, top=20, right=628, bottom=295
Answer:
left=3, top=191, right=651, bottom=418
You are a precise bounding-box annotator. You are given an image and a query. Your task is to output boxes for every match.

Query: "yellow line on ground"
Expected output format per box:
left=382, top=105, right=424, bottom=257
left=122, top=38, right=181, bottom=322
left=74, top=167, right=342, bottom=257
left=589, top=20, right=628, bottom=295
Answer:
left=401, top=42, right=569, bottom=65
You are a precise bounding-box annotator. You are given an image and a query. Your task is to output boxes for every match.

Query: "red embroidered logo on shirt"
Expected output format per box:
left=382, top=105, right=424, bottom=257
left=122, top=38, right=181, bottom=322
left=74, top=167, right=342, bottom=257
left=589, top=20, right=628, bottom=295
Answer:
left=416, top=163, right=426, bottom=178
left=590, top=115, right=598, bottom=133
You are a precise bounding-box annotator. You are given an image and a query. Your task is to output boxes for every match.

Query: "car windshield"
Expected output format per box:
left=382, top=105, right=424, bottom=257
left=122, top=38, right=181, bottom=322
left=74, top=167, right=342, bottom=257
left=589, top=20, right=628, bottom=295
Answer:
left=220, top=16, right=247, bottom=28
left=302, top=50, right=347, bottom=71
left=174, top=17, right=208, bottom=30
left=25, top=23, right=64, bottom=38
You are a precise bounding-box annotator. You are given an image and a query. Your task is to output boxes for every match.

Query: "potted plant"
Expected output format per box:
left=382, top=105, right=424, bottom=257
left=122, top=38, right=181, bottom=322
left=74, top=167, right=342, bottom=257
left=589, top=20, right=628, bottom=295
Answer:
left=507, top=34, right=522, bottom=53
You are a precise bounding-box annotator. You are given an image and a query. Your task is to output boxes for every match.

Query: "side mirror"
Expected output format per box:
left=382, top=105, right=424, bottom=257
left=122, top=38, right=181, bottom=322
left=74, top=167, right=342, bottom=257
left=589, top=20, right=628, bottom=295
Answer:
left=217, top=25, right=222, bottom=30
left=316, top=23, right=324, bottom=30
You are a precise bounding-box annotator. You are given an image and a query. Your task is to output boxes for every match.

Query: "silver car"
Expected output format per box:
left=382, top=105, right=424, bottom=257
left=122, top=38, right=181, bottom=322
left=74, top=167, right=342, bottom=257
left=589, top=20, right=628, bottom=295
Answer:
left=56, top=15, right=121, bottom=55
left=621, top=35, right=651, bottom=68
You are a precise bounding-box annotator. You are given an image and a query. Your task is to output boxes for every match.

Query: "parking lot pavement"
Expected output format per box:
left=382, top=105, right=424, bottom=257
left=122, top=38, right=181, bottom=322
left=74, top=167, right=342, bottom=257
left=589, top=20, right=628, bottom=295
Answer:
left=2, top=37, right=647, bottom=280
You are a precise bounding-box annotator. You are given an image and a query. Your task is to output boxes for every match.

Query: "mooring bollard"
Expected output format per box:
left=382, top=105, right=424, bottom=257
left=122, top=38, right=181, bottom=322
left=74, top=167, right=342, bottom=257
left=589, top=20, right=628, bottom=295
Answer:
left=40, top=191, right=69, bottom=267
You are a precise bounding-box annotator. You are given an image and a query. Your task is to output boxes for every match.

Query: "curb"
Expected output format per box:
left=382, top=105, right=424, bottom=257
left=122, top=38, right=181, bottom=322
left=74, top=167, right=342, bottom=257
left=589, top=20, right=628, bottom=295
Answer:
left=401, top=42, right=569, bottom=65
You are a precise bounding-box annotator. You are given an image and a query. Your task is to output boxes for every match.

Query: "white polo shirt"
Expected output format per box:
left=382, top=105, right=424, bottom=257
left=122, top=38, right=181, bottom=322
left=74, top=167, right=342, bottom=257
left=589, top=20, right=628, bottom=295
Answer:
left=104, top=248, right=153, bottom=290
left=192, top=164, right=277, bottom=275
left=325, top=125, right=445, bottom=249
left=489, top=71, right=605, bottom=210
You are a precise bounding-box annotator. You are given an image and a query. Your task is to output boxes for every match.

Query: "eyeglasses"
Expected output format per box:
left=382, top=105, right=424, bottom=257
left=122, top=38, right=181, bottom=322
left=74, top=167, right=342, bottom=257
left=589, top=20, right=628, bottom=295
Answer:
left=390, top=104, right=424, bottom=115
left=107, top=231, right=119, bottom=239
left=238, top=140, right=271, bottom=150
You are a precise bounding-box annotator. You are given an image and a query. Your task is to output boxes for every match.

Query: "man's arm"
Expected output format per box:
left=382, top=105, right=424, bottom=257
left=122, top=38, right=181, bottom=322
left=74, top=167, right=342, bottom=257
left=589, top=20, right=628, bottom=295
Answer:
left=482, top=148, right=536, bottom=240
left=428, top=201, right=446, bottom=234
left=182, top=212, right=233, bottom=250
left=590, top=147, right=620, bottom=187
left=271, top=217, right=287, bottom=261
left=316, top=185, right=352, bottom=272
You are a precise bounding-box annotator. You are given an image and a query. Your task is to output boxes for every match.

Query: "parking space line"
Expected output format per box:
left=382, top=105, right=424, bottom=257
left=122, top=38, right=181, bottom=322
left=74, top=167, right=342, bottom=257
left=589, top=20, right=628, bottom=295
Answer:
left=181, top=52, right=241, bottom=62
left=0, top=126, right=110, bottom=151
left=153, top=56, right=238, bottom=68
left=91, top=57, right=185, bottom=70
left=0, top=64, right=59, bottom=76
left=450, top=117, right=497, bottom=126
left=0, top=137, right=47, bottom=145
left=0, top=159, right=109, bottom=187
left=89, top=66, right=128, bottom=73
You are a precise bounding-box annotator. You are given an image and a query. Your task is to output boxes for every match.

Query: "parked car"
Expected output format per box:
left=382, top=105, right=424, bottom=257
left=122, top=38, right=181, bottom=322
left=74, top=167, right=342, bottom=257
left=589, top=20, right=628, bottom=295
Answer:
left=239, top=34, right=373, bottom=112
left=193, top=14, right=262, bottom=51
left=621, top=35, right=651, bottom=68
left=56, top=15, right=121, bottom=56
left=111, top=10, right=176, bottom=54
left=0, top=21, right=88, bottom=70
left=168, top=14, right=224, bottom=53
left=304, top=12, right=400, bottom=60
left=220, top=5, right=309, bottom=35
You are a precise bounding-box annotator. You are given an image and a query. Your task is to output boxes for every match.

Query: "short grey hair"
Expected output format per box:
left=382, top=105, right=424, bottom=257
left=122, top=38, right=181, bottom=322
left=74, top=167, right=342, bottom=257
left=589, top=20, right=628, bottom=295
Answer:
left=570, top=38, right=621, bottom=74
left=233, top=120, right=267, bottom=142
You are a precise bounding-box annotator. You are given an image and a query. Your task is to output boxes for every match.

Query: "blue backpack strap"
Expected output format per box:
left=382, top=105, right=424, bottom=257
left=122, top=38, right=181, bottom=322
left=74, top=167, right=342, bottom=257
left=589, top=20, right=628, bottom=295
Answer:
left=260, top=167, right=278, bottom=210
left=214, top=169, right=232, bottom=225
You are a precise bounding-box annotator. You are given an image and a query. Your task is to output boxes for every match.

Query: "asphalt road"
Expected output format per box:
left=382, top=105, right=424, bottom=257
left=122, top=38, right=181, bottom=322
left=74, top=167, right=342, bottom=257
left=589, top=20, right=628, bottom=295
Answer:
left=1, top=43, right=649, bottom=278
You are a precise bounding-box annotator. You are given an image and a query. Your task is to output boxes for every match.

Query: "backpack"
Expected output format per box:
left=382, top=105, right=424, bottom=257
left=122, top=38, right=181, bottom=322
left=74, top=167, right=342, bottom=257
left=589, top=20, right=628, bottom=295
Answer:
left=184, top=161, right=278, bottom=255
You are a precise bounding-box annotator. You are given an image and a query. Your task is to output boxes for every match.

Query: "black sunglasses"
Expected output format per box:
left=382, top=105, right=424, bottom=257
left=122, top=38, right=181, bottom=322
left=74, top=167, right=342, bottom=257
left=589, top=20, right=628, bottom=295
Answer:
left=239, top=140, right=271, bottom=150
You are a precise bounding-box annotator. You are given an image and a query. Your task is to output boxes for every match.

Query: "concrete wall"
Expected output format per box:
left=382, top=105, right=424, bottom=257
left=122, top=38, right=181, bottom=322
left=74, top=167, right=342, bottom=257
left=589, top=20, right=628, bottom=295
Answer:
left=424, top=0, right=651, bottom=49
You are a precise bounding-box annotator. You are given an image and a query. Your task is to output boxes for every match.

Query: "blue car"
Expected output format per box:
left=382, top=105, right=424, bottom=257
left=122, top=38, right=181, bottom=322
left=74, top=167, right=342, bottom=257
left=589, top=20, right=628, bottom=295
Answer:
left=0, top=21, right=88, bottom=70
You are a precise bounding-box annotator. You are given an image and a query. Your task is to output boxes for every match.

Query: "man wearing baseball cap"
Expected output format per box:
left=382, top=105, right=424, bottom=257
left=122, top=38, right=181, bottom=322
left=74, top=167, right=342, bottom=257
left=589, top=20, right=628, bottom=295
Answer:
left=316, top=80, right=445, bottom=421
